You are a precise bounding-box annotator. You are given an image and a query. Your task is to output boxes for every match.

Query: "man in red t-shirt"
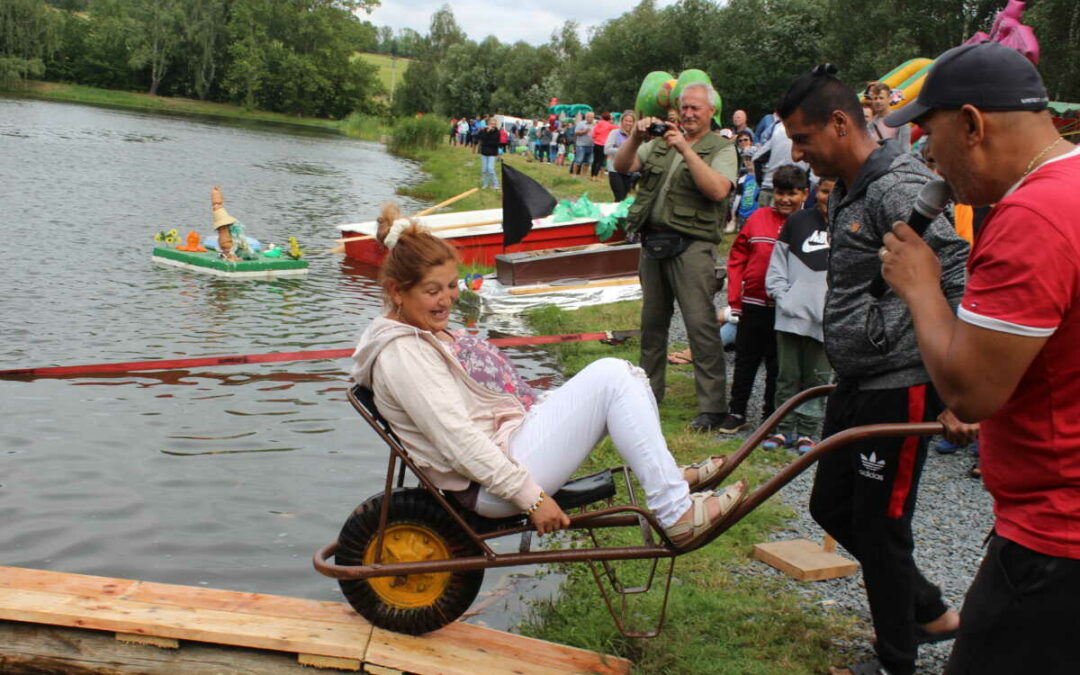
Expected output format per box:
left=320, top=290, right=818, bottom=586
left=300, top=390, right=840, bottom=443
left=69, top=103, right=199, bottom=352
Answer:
left=882, top=42, right=1080, bottom=674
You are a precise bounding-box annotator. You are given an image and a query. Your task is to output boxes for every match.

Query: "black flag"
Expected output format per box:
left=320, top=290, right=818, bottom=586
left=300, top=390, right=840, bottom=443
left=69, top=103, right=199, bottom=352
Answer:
left=501, top=163, right=557, bottom=247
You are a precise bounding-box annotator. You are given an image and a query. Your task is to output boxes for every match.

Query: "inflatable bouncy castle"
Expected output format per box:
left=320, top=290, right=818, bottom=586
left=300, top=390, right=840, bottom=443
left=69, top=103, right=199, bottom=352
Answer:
left=870, top=0, right=1040, bottom=112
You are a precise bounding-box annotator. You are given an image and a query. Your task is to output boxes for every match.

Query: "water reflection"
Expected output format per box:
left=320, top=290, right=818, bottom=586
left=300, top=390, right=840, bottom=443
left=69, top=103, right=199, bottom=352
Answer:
left=0, top=99, right=567, bottom=626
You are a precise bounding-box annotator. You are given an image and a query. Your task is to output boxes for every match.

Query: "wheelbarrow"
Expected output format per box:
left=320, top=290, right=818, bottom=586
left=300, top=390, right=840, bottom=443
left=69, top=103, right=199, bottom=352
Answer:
left=313, top=383, right=942, bottom=637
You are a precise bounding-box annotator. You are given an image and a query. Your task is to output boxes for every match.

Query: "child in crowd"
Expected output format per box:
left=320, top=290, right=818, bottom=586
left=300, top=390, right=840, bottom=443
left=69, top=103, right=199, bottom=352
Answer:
left=728, top=153, right=760, bottom=233
left=716, top=164, right=809, bottom=434
left=763, top=176, right=835, bottom=453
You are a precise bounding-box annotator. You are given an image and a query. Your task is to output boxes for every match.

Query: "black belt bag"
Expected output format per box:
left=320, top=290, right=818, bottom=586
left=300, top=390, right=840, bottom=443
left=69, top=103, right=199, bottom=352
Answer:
left=642, top=230, right=691, bottom=259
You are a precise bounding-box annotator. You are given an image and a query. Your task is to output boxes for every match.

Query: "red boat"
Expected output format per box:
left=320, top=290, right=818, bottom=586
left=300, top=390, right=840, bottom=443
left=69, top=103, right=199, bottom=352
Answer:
left=336, top=206, right=624, bottom=266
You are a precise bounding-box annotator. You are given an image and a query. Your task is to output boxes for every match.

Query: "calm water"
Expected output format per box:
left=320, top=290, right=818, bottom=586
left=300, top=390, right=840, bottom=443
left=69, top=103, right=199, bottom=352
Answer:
left=0, top=98, right=561, bottom=625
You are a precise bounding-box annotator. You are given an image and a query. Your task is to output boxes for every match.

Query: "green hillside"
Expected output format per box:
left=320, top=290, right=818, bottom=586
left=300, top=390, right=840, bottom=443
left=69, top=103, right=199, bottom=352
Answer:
left=357, top=52, right=411, bottom=99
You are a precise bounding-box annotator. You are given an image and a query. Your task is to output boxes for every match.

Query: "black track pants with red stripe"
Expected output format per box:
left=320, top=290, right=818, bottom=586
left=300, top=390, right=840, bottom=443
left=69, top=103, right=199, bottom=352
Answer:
left=809, top=379, right=948, bottom=675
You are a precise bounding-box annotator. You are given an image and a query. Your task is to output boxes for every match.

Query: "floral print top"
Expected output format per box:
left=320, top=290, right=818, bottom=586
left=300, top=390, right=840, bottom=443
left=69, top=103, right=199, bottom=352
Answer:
left=446, top=332, right=536, bottom=410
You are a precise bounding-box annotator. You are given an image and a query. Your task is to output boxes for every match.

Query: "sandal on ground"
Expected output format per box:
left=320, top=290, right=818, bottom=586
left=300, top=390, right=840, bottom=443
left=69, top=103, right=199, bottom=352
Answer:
left=681, top=455, right=728, bottom=492
left=664, top=480, right=748, bottom=550
left=828, top=659, right=889, bottom=675
left=796, top=436, right=816, bottom=454
left=666, top=348, right=693, bottom=365
left=761, top=434, right=789, bottom=451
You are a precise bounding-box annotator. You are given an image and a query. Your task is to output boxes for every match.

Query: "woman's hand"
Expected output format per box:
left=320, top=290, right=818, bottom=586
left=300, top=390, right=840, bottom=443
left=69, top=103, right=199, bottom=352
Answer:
left=528, top=497, right=570, bottom=534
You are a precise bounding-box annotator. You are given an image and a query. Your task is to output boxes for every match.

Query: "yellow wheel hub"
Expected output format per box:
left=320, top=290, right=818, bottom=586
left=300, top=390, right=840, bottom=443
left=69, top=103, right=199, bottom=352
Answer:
left=363, top=523, right=452, bottom=609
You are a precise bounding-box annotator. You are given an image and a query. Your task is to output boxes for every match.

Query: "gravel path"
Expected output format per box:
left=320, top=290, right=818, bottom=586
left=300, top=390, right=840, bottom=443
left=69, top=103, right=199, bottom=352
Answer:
left=667, top=304, right=994, bottom=674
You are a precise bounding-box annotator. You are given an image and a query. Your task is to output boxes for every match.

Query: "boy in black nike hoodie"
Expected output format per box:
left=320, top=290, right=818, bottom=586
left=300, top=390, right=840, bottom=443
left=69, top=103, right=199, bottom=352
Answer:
left=764, top=177, right=837, bottom=452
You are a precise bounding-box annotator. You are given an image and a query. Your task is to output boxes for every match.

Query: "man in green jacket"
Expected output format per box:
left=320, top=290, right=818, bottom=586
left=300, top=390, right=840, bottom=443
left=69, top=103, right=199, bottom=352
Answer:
left=613, top=82, right=737, bottom=431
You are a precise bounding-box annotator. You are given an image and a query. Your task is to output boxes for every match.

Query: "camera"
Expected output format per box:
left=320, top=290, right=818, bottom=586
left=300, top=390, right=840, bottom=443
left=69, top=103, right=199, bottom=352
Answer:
left=646, top=121, right=669, bottom=137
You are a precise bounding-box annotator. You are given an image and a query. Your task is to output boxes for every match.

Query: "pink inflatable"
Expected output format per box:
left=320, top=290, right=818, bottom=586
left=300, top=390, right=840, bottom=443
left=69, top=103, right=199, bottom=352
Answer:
left=964, top=0, right=1040, bottom=65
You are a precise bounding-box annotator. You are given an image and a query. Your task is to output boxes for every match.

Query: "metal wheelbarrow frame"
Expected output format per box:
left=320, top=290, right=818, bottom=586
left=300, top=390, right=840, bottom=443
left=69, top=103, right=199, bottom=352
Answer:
left=313, top=383, right=942, bottom=636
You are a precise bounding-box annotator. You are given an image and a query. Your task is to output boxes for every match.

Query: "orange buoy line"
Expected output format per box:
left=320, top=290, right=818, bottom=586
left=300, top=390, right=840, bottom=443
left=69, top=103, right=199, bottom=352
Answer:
left=0, top=331, right=638, bottom=379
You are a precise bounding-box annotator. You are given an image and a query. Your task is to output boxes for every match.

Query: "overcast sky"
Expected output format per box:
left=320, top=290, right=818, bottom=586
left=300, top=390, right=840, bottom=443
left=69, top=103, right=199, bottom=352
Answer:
left=365, top=1, right=680, bottom=46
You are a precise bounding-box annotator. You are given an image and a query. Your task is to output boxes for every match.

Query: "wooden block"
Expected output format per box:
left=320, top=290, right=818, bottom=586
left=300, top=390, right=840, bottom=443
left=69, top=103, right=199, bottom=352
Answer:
left=752, top=539, right=859, bottom=581
left=297, top=653, right=361, bottom=671
left=115, top=632, right=180, bottom=649
left=365, top=623, right=632, bottom=675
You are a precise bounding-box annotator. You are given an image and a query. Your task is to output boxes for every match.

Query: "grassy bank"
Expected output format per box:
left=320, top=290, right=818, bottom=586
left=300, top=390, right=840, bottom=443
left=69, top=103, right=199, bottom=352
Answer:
left=518, top=302, right=857, bottom=674
left=7, top=81, right=342, bottom=131
left=395, top=143, right=617, bottom=214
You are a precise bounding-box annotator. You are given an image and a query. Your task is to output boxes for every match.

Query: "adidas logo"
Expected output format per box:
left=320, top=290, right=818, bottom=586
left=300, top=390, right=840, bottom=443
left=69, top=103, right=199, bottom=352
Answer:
left=858, top=452, right=885, bottom=481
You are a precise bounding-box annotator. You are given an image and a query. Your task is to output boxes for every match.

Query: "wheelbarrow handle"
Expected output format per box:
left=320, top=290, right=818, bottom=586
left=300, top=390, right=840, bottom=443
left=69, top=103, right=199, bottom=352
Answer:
left=678, top=420, right=944, bottom=554
left=713, top=384, right=836, bottom=484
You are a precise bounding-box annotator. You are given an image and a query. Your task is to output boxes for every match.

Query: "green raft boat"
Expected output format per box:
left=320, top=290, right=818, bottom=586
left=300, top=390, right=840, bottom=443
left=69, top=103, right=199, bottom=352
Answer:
left=152, top=247, right=309, bottom=279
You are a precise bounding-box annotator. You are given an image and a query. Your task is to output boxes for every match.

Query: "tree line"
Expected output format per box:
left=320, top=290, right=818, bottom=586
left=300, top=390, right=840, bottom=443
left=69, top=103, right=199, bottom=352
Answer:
left=2, top=0, right=1077, bottom=124
left=391, top=0, right=1080, bottom=123
left=0, top=0, right=384, bottom=118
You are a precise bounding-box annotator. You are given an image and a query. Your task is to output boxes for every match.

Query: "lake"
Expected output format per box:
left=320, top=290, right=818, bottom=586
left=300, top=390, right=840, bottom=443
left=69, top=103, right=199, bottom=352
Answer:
left=0, top=98, right=562, bottom=628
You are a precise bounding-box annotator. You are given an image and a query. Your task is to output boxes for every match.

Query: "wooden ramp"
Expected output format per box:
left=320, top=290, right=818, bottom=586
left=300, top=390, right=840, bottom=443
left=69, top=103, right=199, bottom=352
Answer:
left=0, top=567, right=630, bottom=674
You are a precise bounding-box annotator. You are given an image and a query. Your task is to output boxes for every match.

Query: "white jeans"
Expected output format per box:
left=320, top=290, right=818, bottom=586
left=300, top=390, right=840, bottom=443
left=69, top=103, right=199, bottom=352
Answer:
left=474, top=358, right=691, bottom=528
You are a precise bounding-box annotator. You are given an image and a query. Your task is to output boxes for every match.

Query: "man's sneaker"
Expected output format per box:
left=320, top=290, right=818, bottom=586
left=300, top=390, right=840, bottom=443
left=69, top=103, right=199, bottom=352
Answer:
left=688, top=412, right=727, bottom=433
left=715, top=413, right=749, bottom=435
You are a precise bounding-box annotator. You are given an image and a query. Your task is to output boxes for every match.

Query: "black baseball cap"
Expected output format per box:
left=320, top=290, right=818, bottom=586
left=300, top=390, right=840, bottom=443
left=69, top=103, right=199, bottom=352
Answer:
left=885, top=41, right=1048, bottom=127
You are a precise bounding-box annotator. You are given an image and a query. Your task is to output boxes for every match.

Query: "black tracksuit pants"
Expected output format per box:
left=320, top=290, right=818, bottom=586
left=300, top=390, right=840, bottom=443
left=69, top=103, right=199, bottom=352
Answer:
left=945, top=533, right=1080, bottom=675
left=729, top=303, right=777, bottom=418
left=810, top=379, right=947, bottom=675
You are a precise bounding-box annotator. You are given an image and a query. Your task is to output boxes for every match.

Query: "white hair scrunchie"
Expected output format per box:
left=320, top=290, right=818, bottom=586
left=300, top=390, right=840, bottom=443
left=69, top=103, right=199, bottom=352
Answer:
left=382, top=220, right=411, bottom=250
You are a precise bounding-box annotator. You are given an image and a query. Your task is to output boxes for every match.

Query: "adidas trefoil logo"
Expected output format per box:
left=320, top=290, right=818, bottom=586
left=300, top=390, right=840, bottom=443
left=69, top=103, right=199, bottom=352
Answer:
left=859, top=452, right=886, bottom=481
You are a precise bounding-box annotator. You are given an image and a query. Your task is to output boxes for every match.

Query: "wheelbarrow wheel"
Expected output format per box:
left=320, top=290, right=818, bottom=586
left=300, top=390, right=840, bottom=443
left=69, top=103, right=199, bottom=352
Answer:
left=335, top=488, right=484, bottom=635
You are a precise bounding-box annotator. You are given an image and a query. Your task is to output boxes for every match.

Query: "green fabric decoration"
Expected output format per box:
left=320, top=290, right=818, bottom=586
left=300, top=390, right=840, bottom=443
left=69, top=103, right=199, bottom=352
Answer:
left=594, top=196, right=636, bottom=241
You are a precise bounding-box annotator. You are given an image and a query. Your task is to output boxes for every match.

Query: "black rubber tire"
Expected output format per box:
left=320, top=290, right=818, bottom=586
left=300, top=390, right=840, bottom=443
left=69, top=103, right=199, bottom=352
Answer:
left=335, top=488, right=484, bottom=635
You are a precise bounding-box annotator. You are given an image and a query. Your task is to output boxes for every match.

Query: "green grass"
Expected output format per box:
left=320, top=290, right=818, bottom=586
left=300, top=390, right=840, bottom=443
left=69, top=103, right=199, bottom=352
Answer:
left=8, top=81, right=341, bottom=131
left=396, top=147, right=617, bottom=214
left=517, top=302, right=860, bottom=674
left=356, top=52, right=411, bottom=98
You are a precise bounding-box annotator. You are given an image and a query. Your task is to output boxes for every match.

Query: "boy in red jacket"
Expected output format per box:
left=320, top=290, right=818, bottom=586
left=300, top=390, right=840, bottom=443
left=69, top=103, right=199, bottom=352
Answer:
left=717, top=164, right=809, bottom=433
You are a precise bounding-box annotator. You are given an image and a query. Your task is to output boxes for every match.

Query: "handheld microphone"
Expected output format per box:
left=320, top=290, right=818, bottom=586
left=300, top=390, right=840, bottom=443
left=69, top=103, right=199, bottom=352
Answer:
left=869, top=179, right=952, bottom=299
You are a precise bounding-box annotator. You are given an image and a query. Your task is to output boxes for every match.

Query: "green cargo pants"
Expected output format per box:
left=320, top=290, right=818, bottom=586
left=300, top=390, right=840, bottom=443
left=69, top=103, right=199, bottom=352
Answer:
left=638, top=239, right=727, bottom=413
left=775, top=330, right=832, bottom=438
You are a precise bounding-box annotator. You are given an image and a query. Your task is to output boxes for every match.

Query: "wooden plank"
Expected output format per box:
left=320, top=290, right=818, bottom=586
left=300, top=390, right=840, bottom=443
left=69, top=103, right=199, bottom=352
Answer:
left=0, top=568, right=630, bottom=674
left=0, top=587, right=371, bottom=661
left=507, top=277, right=638, bottom=296
left=115, top=632, right=179, bottom=649
left=0, top=566, right=140, bottom=597
left=0, top=567, right=361, bottom=626
left=0, top=619, right=336, bottom=674
left=297, top=653, right=362, bottom=671
left=752, top=539, right=859, bottom=582
left=365, top=624, right=632, bottom=675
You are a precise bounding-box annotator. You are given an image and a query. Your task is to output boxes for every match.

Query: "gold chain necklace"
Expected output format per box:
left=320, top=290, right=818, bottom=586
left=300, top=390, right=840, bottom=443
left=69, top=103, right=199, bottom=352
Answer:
left=1023, top=137, right=1065, bottom=177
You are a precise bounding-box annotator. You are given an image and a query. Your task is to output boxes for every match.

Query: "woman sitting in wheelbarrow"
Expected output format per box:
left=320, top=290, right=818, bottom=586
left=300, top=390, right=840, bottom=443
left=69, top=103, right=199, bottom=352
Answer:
left=349, top=204, right=747, bottom=548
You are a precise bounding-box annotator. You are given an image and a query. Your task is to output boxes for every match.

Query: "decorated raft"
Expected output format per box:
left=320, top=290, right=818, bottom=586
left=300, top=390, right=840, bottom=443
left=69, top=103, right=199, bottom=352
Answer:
left=151, top=228, right=309, bottom=280
left=151, top=246, right=309, bottom=279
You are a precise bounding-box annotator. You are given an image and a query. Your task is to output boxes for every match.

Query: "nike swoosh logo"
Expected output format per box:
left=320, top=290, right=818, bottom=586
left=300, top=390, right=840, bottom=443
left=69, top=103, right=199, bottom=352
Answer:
left=801, top=241, right=830, bottom=253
